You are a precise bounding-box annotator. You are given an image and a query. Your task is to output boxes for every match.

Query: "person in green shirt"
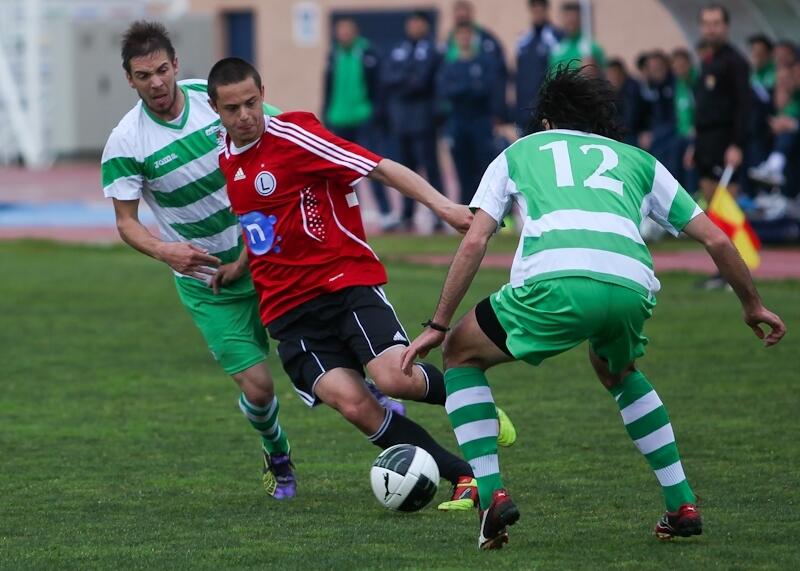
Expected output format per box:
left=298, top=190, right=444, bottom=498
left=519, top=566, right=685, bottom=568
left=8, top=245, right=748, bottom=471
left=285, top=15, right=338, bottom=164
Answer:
left=749, top=64, right=800, bottom=187
left=548, top=1, right=605, bottom=73
left=671, top=47, right=696, bottom=192
left=749, top=34, right=776, bottom=92
left=401, top=65, right=785, bottom=550
left=323, top=17, right=398, bottom=230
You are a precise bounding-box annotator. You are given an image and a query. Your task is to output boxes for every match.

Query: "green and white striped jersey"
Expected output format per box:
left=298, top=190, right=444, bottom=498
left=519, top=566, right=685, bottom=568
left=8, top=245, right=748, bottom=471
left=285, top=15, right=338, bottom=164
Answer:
left=101, top=79, right=280, bottom=274
left=471, top=129, right=702, bottom=297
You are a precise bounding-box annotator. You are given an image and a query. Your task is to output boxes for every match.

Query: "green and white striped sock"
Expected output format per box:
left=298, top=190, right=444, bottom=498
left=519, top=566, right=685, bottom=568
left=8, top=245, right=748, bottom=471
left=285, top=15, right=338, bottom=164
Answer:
left=444, top=367, right=502, bottom=510
left=238, top=394, right=290, bottom=456
left=610, top=371, right=696, bottom=512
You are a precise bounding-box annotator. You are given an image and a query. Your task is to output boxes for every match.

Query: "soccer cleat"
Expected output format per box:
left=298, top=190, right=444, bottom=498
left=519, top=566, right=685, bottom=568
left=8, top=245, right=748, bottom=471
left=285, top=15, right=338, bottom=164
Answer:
left=437, top=476, right=478, bottom=511
left=367, top=382, right=407, bottom=416
left=654, top=503, right=703, bottom=540
left=478, top=489, right=520, bottom=550
left=496, top=406, right=516, bottom=447
left=263, top=452, right=297, bottom=500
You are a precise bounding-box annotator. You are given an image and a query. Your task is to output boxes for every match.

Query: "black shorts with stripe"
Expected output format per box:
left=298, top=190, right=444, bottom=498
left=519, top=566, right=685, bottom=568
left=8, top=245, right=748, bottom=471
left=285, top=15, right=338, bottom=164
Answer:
left=266, top=286, right=410, bottom=407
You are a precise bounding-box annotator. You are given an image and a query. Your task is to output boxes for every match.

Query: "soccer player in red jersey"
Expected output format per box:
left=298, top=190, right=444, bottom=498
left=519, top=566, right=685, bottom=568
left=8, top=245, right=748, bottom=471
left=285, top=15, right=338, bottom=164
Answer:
left=207, top=57, right=515, bottom=509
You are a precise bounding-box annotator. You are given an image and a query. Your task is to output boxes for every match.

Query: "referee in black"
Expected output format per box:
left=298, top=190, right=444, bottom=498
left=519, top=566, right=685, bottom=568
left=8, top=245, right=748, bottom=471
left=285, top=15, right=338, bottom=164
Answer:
left=688, top=4, right=750, bottom=202
left=687, top=4, right=750, bottom=290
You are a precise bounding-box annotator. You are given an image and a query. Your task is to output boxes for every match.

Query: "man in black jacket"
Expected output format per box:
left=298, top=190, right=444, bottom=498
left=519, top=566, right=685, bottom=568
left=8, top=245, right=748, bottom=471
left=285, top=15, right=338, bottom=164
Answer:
left=384, top=11, right=445, bottom=231
left=445, top=0, right=508, bottom=124
left=515, top=0, right=562, bottom=133
left=688, top=4, right=750, bottom=202
left=323, top=17, right=397, bottom=230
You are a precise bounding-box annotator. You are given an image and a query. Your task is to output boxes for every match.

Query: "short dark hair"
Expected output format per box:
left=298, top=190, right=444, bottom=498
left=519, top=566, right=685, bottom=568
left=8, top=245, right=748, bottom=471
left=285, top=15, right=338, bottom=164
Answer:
left=409, top=10, right=430, bottom=24
left=529, top=0, right=549, bottom=7
left=529, top=65, right=623, bottom=139
left=121, top=21, right=176, bottom=74
left=671, top=47, right=692, bottom=61
left=635, top=51, right=651, bottom=72
left=207, top=57, right=262, bottom=103
left=699, top=3, right=730, bottom=25
left=775, top=39, right=798, bottom=52
left=562, top=2, right=581, bottom=13
left=748, top=33, right=774, bottom=51
left=607, top=57, right=626, bottom=72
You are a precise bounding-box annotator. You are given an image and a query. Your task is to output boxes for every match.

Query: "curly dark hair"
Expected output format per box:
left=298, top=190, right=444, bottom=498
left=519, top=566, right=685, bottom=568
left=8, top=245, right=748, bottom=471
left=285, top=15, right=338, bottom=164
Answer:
left=527, top=64, right=624, bottom=140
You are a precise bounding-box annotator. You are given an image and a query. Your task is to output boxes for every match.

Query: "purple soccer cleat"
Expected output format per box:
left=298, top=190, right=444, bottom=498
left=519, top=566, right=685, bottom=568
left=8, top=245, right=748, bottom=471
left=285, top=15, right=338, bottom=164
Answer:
left=367, top=382, right=407, bottom=416
left=263, top=452, right=297, bottom=499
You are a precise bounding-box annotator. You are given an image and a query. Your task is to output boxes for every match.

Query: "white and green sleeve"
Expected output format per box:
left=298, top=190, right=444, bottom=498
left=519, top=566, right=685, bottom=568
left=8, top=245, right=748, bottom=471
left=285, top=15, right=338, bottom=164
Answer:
left=645, top=161, right=702, bottom=236
left=101, top=129, right=144, bottom=200
left=469, top=152, right=516, bottom=224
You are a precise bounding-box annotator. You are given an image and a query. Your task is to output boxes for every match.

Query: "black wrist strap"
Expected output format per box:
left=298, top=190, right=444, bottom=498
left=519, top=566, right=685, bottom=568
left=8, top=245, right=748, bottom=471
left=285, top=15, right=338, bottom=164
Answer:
left=422, top=319, right=450, bottom=332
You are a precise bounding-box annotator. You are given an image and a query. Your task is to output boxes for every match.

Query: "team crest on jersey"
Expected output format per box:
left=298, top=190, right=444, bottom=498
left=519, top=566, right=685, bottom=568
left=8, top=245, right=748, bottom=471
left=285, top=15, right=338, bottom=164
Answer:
left=255, top=171, right=277, bottom=196
left=240, top=211, right=282, bottom=256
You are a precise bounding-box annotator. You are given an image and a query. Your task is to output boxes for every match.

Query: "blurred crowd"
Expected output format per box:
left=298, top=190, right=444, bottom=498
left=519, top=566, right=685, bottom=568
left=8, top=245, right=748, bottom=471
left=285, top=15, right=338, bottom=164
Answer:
left=322, top=0, right=800, bottom=232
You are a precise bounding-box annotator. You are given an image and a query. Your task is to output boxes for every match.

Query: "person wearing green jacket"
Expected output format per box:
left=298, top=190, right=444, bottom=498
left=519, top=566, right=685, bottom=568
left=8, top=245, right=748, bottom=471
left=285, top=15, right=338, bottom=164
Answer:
left=549, top=2, right=605, bottom=74
left=323, top=17, right=398, bottom=231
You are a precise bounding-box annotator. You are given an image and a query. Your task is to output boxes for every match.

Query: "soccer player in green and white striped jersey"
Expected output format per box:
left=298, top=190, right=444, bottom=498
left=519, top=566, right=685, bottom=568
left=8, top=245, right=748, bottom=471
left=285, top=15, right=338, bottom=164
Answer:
left=402, top=66, right=786, bottom=549
left=101, top=21, right=296, bottom=498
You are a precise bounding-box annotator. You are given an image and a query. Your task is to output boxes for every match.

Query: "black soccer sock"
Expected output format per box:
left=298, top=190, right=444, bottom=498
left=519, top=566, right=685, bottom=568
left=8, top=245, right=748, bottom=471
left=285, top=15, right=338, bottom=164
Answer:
left=369, top=410, right=473, bottom=485
left=415, top=362, right=446, bottom=406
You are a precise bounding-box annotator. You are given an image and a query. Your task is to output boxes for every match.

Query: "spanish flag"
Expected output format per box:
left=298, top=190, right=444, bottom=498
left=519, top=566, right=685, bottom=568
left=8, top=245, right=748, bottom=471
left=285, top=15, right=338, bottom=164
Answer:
left=707, top=166, right=761, bottom=269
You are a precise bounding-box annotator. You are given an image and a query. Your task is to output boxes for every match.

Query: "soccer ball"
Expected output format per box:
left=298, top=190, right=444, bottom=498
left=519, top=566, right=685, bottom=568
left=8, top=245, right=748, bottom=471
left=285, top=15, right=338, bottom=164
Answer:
left=370, top=444, right=440, bottom=512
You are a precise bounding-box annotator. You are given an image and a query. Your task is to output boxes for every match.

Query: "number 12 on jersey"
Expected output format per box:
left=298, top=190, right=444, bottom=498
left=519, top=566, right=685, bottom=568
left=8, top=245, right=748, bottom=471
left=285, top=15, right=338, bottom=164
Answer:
left=539, top=140, right=623, bottom=196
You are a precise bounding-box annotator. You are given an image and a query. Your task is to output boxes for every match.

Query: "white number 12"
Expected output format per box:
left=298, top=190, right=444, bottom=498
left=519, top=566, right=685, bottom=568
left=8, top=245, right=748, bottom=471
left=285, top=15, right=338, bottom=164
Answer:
left=539, top=140, right=624, bottom=196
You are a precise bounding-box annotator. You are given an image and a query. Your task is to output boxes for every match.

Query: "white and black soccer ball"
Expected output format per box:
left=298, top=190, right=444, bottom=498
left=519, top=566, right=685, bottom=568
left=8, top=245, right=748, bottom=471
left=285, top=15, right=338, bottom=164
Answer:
left=370, top=444, right=440, bottom=512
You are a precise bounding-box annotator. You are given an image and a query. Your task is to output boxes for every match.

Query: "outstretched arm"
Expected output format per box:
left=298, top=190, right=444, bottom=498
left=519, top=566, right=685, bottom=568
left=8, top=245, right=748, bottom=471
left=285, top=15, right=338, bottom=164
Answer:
left=400, top=210, right=498, bottom=373
left=369, top=159, right=472, bottom=232
left=682, top=214, right=786, bottom=346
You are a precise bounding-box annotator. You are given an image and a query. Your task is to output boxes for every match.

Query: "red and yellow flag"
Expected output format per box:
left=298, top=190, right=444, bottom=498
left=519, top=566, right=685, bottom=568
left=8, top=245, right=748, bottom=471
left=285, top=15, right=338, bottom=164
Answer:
left=707, top=167, right=761, bottom=269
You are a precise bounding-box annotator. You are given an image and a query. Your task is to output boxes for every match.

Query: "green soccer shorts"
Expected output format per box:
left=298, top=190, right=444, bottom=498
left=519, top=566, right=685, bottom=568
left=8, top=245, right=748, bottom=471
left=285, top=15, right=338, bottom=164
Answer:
left=482, top=277, right=656, bottom=374
left=174, top=273, right=269, bottom=375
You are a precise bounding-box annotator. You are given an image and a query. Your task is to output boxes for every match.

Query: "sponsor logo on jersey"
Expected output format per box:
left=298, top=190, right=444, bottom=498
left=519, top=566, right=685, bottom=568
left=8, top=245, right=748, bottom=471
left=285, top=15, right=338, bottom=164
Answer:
left=393, top=331, right=407, bottom=342
left=240, top=211, right=282, bottom=256
left=254, top=171, right=277, bottom=196
left=154, top=153, right=179, bottom=169
left=234, top=167, right=246, bottom=181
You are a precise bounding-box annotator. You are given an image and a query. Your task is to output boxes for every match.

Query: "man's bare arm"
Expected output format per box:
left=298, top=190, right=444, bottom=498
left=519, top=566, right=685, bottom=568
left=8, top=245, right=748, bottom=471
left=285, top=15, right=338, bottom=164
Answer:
left=683, top=213, right=786, bottom=346
left=112, top=198, right=220, bottom=280
left=369, top=159, right=472, bottom=233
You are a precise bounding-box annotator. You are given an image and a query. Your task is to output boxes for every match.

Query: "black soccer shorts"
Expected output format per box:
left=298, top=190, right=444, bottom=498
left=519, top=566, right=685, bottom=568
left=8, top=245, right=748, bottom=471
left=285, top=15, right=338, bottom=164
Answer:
left=267, top=286, right=410, bottom=407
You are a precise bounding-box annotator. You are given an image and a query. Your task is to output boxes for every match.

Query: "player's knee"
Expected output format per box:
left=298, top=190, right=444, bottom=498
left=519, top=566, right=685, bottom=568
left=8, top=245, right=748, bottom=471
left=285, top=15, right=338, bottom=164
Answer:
left=234, top=368, right=275, bottom=404
left=336, top=395, right=374, bottom=425
left=442, top=335, right=479, bottom=370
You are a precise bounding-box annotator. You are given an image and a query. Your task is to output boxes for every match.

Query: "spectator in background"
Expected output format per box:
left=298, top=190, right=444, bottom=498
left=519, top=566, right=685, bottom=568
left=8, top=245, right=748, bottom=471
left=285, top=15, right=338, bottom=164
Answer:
left=549, top=1, right=605, bottom=74
left=384, top=11, right=445, bottom=231
left=438, top=22, right=497, bottom=205
left=323, top=18, right=398, bottom=231
left=606, top=58, right=641, bottom=146
left=773, top=40, right=798, bottom=70
left=749, top=64, right=799, bottom=187
left=688, top=4, right=749, bottom=290
left=446, top=0, right=508, bottom=123
left=749, top=34, right=776, bottom=92
left=744, top=34, right=777, bottom=196
left=671, top=48, right=697, bottom=191
left=515, top=0, right=562, bottom=132
left=639, top=51, right=678, bottom=173
left=687, top=4, right=749, bottom=204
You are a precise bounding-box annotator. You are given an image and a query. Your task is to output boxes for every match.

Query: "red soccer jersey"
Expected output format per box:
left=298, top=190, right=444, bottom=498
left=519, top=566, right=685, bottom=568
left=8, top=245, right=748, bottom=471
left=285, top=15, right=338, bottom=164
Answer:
left=218, top=111, right=388, bottom=325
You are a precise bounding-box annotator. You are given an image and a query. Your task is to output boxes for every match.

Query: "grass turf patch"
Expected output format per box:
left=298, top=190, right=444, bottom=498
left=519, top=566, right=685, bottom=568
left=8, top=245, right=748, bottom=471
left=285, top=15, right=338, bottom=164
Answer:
left=1, top=240, right=797, bottom=570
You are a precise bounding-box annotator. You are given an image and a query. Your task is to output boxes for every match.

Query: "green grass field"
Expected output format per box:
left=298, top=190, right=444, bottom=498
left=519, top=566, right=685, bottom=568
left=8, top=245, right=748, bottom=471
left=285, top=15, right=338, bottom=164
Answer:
left=1, top=238, right=798, bottom=570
